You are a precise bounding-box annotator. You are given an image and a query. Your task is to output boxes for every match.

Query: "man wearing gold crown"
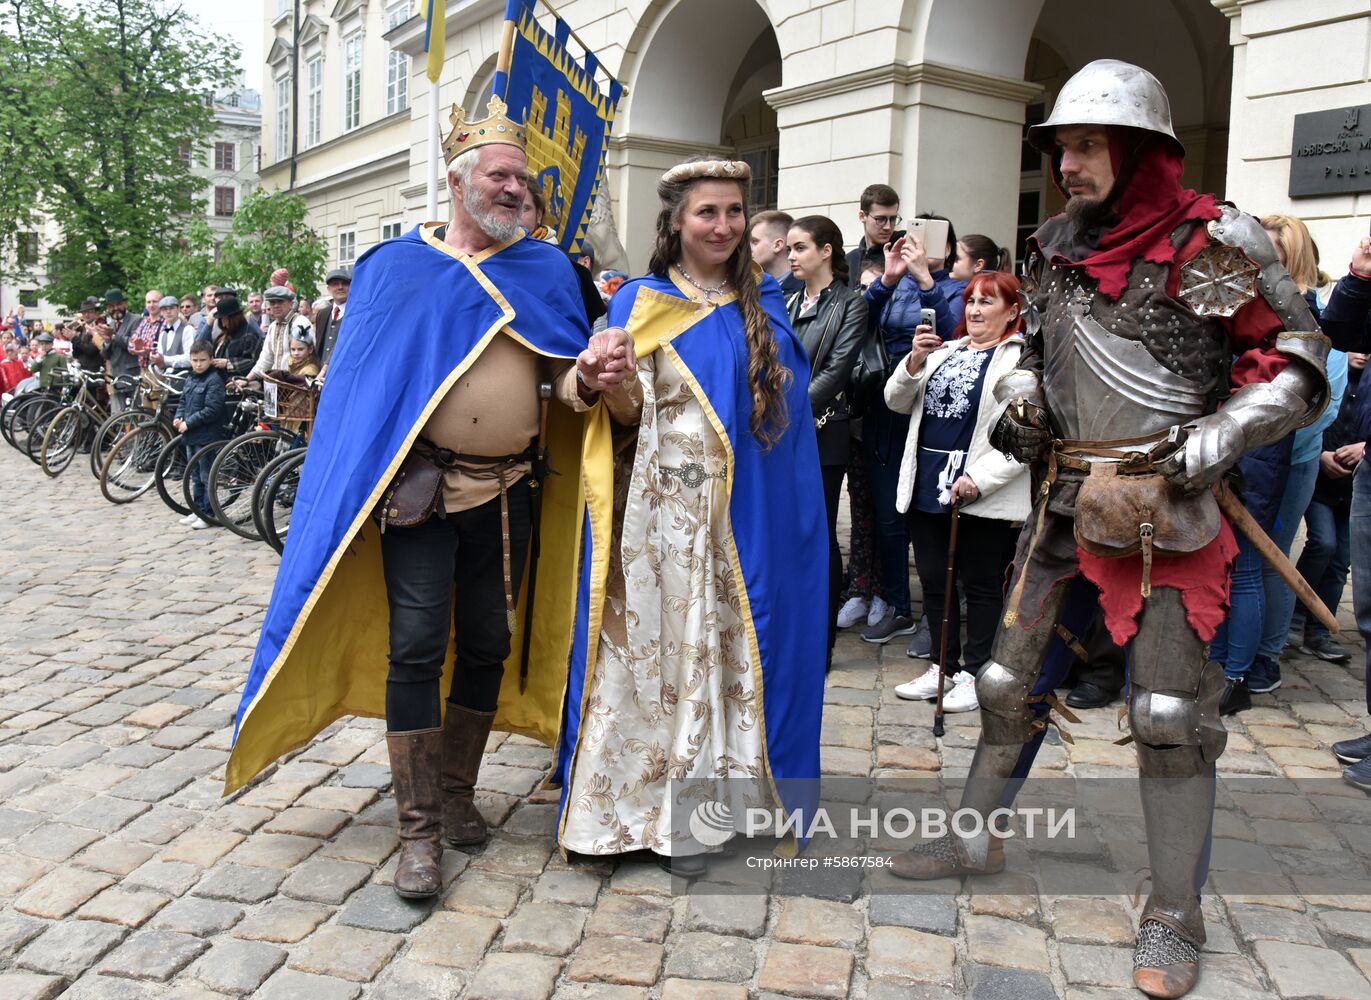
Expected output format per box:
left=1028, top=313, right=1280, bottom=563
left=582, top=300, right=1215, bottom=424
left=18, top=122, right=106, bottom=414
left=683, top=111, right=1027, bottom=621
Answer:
left=223, top=97, right=636, bottom=900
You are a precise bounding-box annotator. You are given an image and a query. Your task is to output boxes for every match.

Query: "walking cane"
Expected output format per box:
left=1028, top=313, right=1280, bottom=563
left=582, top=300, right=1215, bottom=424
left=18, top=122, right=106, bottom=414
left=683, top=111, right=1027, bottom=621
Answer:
left=932, top=501, right=961, bottom=739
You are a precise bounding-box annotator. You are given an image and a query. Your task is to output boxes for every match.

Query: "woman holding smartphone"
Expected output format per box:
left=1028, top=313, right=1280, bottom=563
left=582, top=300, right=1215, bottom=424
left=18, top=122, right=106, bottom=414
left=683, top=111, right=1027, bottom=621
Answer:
left=858, top=230, right=959, bottom=648
left=883, top=271, right=1033, bottom=711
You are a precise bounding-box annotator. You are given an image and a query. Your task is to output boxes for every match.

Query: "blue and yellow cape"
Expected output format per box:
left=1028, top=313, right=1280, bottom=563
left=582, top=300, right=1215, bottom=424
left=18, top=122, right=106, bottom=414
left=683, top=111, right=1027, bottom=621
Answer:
left=226, top=224, right=593, bottom=792
left=554, top=270, right=829, bottom=831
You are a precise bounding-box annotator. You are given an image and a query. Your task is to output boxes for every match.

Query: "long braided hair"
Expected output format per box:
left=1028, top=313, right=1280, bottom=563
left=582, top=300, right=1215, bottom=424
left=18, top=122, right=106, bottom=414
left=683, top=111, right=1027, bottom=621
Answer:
left=647, top=167, right=791, bottom=450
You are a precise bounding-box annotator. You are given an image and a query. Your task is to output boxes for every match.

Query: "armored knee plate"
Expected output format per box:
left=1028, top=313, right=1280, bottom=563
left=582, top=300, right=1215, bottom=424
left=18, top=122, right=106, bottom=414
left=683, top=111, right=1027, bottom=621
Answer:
left=975, top=659, right=1039, bottom=746
left=1128, top=660, right=1228, bottom=764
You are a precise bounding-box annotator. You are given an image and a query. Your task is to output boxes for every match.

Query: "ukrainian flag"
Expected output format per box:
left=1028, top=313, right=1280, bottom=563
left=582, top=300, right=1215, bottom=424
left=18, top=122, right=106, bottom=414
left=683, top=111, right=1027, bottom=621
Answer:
left=422, top=0, right=444, bottom=84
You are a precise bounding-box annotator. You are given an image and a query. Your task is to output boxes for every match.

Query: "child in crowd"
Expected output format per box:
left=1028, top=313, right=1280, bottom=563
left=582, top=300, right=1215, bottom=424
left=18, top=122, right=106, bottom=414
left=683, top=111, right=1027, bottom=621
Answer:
left=173, top=340, right=227, bottom=530
left=0, top=342, right=29, bottom=396
left=28, top=333, right=66, bottom=388
left=287, top=331, right=319, bottom=380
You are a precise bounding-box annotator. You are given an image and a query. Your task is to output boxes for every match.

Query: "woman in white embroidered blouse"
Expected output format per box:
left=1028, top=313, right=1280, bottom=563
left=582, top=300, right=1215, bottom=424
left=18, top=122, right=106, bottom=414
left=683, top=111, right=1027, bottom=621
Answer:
left=882, top=270, right=1032, bottom=711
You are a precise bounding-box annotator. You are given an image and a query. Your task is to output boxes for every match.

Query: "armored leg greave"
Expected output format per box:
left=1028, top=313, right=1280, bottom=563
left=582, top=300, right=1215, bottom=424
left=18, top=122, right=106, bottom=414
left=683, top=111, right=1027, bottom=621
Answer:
left=1128, top=587, right=1227, bottom=945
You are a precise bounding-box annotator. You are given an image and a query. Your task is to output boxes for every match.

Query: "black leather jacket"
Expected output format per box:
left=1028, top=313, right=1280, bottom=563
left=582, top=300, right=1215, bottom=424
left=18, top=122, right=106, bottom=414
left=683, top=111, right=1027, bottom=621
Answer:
left=788, top=278, right=868, bottom=464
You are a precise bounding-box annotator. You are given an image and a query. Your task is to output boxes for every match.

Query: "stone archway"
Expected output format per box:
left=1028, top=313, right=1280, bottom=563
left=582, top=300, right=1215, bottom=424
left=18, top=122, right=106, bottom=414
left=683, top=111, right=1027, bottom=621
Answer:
left=606, top=0, right=781, bottom=269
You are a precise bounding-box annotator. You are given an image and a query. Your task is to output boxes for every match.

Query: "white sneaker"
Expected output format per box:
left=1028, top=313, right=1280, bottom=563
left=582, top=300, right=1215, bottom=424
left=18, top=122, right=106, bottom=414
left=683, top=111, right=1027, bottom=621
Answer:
left=190, top=517, right=214, bottom=530
left=895, top=663, right=945, bottom=701
left=867, top=595, right=890, bottom=628
left=941, top=672, right=979, bottom=713
left=179, top=512, right=199, bottom=525
left=836, top=597, right=869, bottom=629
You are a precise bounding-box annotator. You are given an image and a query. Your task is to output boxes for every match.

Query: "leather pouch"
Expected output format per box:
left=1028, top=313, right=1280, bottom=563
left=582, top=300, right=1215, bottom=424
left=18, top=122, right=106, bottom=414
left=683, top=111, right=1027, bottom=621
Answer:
left=1073, top=463, right=1220, bottom=596
left=375, top=449, right=444, bottom=530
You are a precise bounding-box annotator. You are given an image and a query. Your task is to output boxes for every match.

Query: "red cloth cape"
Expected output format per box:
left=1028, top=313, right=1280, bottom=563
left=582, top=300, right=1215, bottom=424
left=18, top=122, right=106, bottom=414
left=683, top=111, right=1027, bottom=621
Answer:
left=1039, top=129, right=1222, bottom=300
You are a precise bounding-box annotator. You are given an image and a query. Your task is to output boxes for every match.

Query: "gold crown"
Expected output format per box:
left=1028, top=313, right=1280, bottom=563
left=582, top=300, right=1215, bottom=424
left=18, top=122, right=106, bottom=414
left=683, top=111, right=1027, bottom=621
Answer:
left=442, top=95, right=528, bottom=164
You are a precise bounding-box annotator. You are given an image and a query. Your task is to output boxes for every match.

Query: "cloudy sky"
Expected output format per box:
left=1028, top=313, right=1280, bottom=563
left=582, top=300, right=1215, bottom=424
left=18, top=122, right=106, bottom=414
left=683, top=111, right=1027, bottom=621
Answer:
left=175, top=0, right=264, bottom=92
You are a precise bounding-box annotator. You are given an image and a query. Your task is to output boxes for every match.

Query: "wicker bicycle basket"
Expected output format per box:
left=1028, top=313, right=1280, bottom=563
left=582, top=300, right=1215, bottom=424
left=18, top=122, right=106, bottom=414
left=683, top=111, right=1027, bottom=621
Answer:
left=262, top=374, right=318, bottom=423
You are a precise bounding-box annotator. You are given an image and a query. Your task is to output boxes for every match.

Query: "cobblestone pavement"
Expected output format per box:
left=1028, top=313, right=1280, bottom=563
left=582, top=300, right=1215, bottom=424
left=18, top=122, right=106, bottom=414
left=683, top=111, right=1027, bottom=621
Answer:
left=3, top=442, right=1371, bottom=1000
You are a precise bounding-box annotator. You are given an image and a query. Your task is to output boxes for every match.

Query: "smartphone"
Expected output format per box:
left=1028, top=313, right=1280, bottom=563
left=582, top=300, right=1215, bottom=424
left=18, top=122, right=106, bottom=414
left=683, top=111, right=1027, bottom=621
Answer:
left=908, top=217, right=951, bottom=261
left=919, top=307, right=937, bottom=331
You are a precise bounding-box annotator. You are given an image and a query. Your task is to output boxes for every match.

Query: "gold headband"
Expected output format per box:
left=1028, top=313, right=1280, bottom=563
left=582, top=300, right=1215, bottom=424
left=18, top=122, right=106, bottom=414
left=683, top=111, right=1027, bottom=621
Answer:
left=660, top=159, right=752, bottom=185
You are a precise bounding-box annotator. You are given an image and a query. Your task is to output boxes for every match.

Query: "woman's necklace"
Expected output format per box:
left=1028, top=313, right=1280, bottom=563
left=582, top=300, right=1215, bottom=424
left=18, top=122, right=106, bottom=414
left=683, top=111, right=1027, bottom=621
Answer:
left=675, top=265, right=730, bottom=302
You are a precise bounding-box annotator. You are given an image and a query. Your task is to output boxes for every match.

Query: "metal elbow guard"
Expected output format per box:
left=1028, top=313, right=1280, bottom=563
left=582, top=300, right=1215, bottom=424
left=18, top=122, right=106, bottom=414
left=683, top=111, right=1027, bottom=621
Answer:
left=1160, top=372, right=1318, bottom=490
left=993, top=368, right=1043, bottom=407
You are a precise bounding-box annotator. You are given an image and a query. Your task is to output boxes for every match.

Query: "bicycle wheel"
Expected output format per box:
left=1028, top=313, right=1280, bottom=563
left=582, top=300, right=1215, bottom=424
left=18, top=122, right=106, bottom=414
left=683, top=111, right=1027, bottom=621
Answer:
left=209, top=430, right=292, bottom=541
left=261, top=449, right=307, bottom=554
left=154, top=437, right=192, bottom=516
left=25, top=400, right=63, bottom=464
left=99, top=422, right=171, bottom=504
left=89, top=409, right=153, bottom=480
left=1, top=393, right=33, bottom=449
left=250, top=449, right=302, bottom=543
left=182, top=441, right=225, bottom=525
left=39, top=406, right=84, bottom=477
left=13, top=396, right=61, bottom=458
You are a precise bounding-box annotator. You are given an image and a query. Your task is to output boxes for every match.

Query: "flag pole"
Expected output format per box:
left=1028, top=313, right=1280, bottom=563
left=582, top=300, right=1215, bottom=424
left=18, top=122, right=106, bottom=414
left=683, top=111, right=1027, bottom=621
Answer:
left=422, top=0, right=447, bottom=222
left=426, top=79, right=439, bottom=221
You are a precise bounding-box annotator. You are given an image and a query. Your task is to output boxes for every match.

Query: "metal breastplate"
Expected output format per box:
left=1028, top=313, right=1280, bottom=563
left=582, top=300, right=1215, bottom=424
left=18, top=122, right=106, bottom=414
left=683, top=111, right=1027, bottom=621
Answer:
left=1034, top=259, right=1227, bottom=442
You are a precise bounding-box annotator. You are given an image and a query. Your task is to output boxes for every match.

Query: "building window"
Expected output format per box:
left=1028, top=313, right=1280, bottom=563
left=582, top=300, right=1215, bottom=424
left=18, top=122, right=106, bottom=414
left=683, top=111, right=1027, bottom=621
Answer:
left=343, top=33, right=362, bottom=132
left=177, top=143, right=191, bottom=164
left=17, top=232, right=39, bottom=266
left=306, top=56, right=323, bottom=148
left=381, top=220, right=403, bottom=242
left=19, top=289, right=38, bottom=308
left=386, top=50, right=408, bottom=116
left=214, top=142, right=236, bottom=171
left=275, top=75, right=291, bottom=160
left=214, top=186, right=236, bottom=216
left=1016, top=100, right=1047, bottom=263
left=338, top=229, right=356, bottom=265
left=276, top=0, right=290, bottom=17
left=740, top=146, right=779, bottom=213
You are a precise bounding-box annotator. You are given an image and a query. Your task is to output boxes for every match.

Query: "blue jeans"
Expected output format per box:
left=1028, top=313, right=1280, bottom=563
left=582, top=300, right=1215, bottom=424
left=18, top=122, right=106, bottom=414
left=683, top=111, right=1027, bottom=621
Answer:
left=1257, top=456, right=1319, bottom=661
left=1350, top=462, right=1371, bottom=715
left=862, top=395, right=912, bottom=618
left=1297, top=498, right=1351, bottom=641
left=1209, top=533, right=1264, bottom=679
left=186, top=442, right=212, bottom=514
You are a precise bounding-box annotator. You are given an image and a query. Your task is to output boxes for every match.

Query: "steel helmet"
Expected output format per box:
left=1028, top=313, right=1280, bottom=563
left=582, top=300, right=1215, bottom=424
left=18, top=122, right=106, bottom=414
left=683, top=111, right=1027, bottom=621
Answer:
left=1027, top=59, right=1182, bottom=157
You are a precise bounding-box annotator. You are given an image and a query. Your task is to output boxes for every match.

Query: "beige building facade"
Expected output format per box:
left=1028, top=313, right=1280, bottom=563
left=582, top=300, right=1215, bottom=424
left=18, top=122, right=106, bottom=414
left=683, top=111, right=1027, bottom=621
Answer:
left=262, top=0, right=1371, bottom=276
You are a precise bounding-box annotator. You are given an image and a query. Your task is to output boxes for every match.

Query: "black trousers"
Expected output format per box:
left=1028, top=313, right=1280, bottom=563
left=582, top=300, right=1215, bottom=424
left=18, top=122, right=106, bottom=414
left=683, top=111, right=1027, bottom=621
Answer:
left=380, top=478, right=532, bottom=731
left=821, top=463, right=845, bottom=661
left=908, top=510, right=1019, bottom=672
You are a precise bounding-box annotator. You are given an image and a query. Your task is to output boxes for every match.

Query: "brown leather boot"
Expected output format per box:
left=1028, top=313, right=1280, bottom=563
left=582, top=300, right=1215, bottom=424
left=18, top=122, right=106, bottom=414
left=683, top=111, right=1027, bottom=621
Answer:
left=889, top=832, right=1005, bottom=880
left=386, top=728, right=444, bottom=899
left=441, top=704, right=495, bottom=846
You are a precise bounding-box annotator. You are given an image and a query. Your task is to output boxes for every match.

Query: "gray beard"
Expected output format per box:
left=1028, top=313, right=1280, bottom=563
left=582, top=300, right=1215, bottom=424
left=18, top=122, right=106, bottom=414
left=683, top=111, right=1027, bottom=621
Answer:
left=463, top=185, right=522, bottom=243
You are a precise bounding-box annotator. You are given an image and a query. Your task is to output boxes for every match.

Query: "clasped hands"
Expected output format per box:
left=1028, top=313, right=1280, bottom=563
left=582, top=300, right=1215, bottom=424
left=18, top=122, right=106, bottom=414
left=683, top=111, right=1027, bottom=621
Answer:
left=577, top=327, right=635, bottom=393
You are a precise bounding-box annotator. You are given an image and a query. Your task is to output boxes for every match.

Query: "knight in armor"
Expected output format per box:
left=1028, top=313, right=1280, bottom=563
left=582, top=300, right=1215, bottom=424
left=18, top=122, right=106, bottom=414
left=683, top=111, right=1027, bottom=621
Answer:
left=888, top=60, right=1328, bottom=1000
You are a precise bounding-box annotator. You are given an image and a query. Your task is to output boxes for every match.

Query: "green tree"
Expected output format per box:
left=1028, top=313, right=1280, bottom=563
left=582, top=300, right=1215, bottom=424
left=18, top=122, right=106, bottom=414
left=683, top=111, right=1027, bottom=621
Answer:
left=129, top=219, right=218, bottom=303
left=133, top=191, right=328, bottom=303
left=0, top=0, right=236, bottom=307
left=219, top=190, right=328, bottom=302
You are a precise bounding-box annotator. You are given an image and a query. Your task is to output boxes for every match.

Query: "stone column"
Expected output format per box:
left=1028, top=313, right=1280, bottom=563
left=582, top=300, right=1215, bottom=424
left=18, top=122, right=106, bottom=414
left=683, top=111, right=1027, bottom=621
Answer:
left=766, top=62, right=1040, bottom=256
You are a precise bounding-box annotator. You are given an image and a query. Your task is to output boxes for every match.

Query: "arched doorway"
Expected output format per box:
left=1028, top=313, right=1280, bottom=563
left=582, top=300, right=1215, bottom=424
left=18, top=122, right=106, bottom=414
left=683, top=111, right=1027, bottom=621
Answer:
left=606, top=0, right=781, bottom=269
left=1019, top=0, right=1232, bottom=257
